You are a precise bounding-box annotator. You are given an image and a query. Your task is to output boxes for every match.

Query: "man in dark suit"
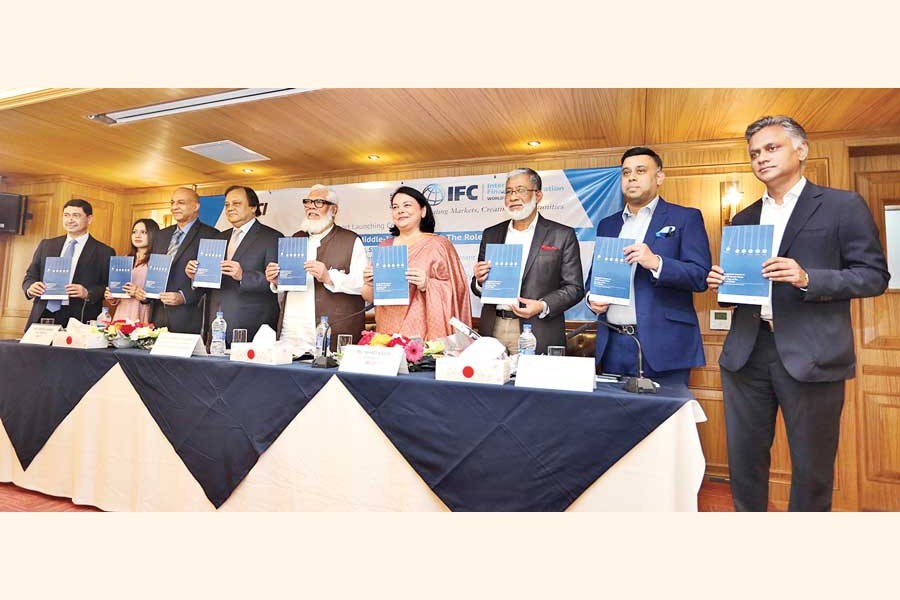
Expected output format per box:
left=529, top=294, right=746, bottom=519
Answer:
left=587, top=147, right=711, bottom=384
left=707, top=115, right=890, bottom=511
left=471, top=168, right=584, bottom=354
left=147, top=187, right=219, bottom=334
left=22, top=198, right=115, bottom=329
left=186, top=185, right=282, bottom=345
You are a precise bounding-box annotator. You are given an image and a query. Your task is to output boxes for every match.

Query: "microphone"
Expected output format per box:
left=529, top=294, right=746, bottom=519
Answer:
left=596, top=320, right=657, bottom=393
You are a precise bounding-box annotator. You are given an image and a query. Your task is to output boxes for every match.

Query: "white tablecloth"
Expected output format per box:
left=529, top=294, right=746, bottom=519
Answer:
left=0, top=364, right=706, bottom=511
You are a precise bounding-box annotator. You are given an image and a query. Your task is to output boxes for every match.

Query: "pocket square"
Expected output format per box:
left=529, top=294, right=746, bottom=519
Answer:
left=655, top=225, right=676, bottom=238
left=540, top=245, right=559, bottom=251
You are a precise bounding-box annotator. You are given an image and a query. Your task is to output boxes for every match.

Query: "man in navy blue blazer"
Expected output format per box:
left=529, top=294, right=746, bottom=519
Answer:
left=587, top=147, right=711, bottom=384
left=707, top=116, right=889, bottom=511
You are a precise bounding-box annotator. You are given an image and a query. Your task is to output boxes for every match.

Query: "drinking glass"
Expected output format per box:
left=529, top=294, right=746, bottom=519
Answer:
left=40, top=318, right=56, bottom=325
left=547, top=346, right=566, bottom=357
left=232, top=329, right=248, bottom=344
left=337, top=334, right=353, bottom=354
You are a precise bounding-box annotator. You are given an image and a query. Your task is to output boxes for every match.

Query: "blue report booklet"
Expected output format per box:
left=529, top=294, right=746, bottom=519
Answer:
left=143, top=254, right=174, bottom=299
left=481, top=243, right=523, bottom=305
left=372, top=245, right=409, bottom=305
left=108, top=256, right=134, bottom=299
left=193, top=238, right=227, bottom=289
left=277, top=237, right=309, bottom=291
left=588, top=237, right=635, bottom=306
left=40, top=257, right=71, bottom=300
left=718, top=224, right=775, bottom=305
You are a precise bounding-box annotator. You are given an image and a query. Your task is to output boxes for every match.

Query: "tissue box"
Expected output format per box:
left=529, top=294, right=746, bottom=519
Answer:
left=436, top=357, right=510, bottom=386
left=229, top=342, right=292, bottom=365
left=51, top=330, right=109, bottom=349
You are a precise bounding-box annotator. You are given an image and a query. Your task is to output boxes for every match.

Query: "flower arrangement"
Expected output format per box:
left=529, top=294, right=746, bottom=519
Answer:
left=103, top=320, right=168, bottom=350
left=357, top=331, right=443, bottom=370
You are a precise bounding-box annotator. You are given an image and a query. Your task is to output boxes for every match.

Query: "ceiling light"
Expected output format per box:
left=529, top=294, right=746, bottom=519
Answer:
left=86, top=88, right=317, bottom=125
left=242, top=168, right=254, bottom=174
left=527, top=140, right=541, bottom=147
left=368, top=154, right=381, bottom=160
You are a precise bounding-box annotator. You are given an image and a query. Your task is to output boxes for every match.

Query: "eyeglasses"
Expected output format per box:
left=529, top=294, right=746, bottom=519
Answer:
left=302, top=198, right=333, bottom=208
left=504, top=187, right=537, bottom=198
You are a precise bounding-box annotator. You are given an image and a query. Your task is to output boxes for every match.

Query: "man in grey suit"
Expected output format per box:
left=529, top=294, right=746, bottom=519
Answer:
left=471, top=168, right=584, bottom=354
left=186, top=185, right=282, bottom=345
left=707, top=115, right=890, bottom=511
left=148, top=187, right=219, bottom=334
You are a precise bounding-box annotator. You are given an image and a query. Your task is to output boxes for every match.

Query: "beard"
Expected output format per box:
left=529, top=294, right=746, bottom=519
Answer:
left=299, top=213, right=335, bottom=235
left=505, top=199, right=537, bottom=222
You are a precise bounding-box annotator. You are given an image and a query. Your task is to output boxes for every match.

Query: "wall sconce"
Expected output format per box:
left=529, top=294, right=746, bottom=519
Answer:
left=720, top=178, right=743, bottom=226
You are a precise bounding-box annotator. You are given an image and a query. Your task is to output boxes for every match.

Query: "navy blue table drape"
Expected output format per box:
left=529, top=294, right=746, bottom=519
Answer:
left=0, top=341, right=693, bottom=510
left=0, top=341, right=118, bottom=469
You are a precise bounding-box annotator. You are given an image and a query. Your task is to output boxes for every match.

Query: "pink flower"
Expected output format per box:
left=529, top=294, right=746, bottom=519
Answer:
left=387, top=335, right=410, bottom=348
left=404, top=340, right=424, bottom=363
left=358, top=330, right=375, bottom=345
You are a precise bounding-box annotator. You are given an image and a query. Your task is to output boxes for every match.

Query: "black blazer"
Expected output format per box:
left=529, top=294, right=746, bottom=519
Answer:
left=149, top=220, right=221, bottom=334
left=472, top=214, right=584, bottom=353
left=206, top=219, right=282, bottom=343
left=719, top=182, right=889, bottom=382
left=22, top=234, right=115, bottom=329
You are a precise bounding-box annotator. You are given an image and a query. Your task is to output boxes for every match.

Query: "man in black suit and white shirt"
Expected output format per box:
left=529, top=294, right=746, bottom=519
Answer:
left=22, top=198, right=115, bottom=329
left=147, top=187, right=219, bottom=334
left=186, top=185, right=282, bottom=344
left=707, top=115, right=890, bottom=511
left=471, top=168, right=584, bottom=354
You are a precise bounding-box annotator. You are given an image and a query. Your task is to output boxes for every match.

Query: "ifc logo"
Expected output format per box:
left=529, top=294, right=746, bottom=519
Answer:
left=422, top=183, right=444, bottom=206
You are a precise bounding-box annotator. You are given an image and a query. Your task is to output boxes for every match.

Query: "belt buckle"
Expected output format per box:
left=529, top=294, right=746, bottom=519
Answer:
left=622, top=324, right=636, bottom=335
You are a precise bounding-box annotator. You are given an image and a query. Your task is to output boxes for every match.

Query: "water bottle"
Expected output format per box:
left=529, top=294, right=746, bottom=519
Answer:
left=314, top=316, right=331, bottom=358
left=517, top=324, right=537, bottom=355
left=210, top=311, right=227, bottom=356
left=96, top=307, right=113, bottom=330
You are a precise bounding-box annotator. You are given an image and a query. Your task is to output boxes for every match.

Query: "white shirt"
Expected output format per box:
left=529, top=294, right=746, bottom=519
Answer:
left=61, top=232, right=89, bottom=305
left=605, top=197, right=663, bottom=325
left=277, top=225, right=367, bottom=354
left=760, top=177, right=806, bottom=321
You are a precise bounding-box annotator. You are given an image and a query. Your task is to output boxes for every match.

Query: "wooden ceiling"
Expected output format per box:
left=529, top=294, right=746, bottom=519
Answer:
left=0, top=88, right=898, bottom=190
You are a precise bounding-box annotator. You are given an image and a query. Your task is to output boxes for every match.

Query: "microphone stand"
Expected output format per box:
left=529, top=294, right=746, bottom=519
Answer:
left=596, top=320, right=657, bottom=394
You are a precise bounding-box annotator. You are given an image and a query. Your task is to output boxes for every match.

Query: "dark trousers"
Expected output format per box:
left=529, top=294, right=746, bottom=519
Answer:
left=721, top=327, right=845, bottom=511
left=600, top=329, right=690, bottom=385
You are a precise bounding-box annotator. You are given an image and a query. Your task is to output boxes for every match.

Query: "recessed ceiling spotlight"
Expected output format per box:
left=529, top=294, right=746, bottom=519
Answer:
left=527, top=140, right=541, bottom=147
left=368, top=154, right=381, bottom=160
left=242, top=168, right=254, bottom=173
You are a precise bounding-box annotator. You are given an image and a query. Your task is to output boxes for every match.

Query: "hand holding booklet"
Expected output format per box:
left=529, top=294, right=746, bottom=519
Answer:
left=194, top=239, right=227, bottom=289
left=373, top=245, right=409, bottom=305
left=277, top=237, right=309, bottom=291
left=108, top=256, right=134, bottom=299
left=717, top=224, right=775, bottom=305
left=40, top=257, right=71, bottom=300
left=588, top=237, right=635, bottom=306
left=144, top=254, right=174, bottom=299
left=481, top=243, right=523, bottom=305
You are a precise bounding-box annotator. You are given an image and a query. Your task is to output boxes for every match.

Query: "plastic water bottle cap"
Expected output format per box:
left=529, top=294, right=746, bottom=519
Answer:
left=216, top=312, right=224, bottom=318
left=321, top=316, right=329, bottom=323
left=523, top=324, right=532, bottom=332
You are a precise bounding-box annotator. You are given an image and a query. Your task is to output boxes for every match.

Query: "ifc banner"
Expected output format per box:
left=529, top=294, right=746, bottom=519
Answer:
left=200, top=167, right=623, bottom=320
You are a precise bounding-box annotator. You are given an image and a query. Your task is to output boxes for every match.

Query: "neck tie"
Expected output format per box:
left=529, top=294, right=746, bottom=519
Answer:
left=167, top=228, right=184, bottom=256
left=226, top=228, right=244, bottom=261
left=46, top=239, right=77, bottom=313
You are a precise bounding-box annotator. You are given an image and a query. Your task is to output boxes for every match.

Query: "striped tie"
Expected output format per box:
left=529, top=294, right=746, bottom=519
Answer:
left=167, top=228, right=184, bottom=256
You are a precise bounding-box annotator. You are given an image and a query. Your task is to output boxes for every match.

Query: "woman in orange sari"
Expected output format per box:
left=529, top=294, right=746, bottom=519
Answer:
left=362, top=186, right=472, bottom=340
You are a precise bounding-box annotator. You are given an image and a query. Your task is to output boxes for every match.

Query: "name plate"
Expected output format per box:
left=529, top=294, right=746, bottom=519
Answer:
left=150, top=332, right=208, bottom=358
left=51, top=330, right=109, bottom=349
left=436, top=357, right=510, bottom=386
left=515, top=355, right=595, bottom=393
left=338, top=345, right=408, bottom=376
left=20, top=323, right=62, bottom=345
left=230, top=342, right=292, bottom=365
